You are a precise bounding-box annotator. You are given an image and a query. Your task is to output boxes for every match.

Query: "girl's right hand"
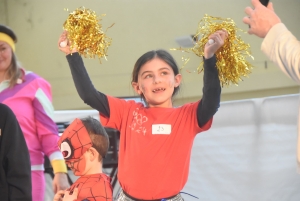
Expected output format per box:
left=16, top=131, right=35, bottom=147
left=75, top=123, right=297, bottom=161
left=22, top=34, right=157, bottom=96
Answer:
left=58, top=31, right=77, bottom=55
left=204, top=29, right=228, bottom=59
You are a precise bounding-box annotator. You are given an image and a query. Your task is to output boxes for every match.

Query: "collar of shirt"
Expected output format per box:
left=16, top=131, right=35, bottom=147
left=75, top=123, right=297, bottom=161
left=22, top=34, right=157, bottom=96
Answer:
left=0, top=78, right=23, bottom=92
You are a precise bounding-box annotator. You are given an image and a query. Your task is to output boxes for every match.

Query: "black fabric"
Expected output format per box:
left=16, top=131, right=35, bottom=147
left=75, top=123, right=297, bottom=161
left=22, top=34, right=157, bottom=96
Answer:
left=66, top=53, right=110, bottom=117
left=123, top=190, right=178, bottom=201
left=0, top=103, right=32, bottom=201
left=66, top=53, right=221, bottom=127
left=197, top=55, right=221, bottom=127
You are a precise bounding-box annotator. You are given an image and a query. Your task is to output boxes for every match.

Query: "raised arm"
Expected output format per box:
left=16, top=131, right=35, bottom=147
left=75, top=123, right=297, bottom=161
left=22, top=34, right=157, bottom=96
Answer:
left=243, top=0, right=300, bottom=84
left=197, top=30, right=227, bottom=127
left=58, top=31, right=110, bottom=117
left=197, top=55, right=221, bottom=127
left=261, top=23, right=300, bottom=84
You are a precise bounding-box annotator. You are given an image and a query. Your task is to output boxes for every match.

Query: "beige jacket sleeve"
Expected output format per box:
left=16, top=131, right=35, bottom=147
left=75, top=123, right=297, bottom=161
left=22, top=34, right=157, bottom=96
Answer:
left=261, top=23, right=300, bottom=84
left=262, top=23, right=300, bottom=173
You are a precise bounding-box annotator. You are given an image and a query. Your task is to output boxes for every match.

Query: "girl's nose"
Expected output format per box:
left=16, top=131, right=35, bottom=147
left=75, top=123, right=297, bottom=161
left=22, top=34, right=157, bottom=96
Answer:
left=153, top=75, right=162, bottom=84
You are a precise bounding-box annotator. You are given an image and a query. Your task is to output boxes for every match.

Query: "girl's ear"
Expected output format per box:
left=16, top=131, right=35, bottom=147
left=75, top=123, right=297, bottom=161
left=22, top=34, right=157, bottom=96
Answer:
left=132, top=82, right=143, bottom=95
left=174, top=74, right=182, bottom=87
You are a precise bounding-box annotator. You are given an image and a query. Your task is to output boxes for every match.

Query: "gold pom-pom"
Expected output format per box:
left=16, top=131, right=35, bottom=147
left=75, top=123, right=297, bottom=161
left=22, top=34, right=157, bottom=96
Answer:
left=62, top=7, right=113, bottom=61
left=172, top=15, right=254, bottom=87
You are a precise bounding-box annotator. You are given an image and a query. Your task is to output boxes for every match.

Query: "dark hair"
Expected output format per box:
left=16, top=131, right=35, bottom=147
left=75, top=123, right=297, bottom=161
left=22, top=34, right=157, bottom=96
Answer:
left=131, top=49, right=180, bottom=103
left=81, top=116, right=109, bottom=162
left=0, top=24, right=22, bottom=87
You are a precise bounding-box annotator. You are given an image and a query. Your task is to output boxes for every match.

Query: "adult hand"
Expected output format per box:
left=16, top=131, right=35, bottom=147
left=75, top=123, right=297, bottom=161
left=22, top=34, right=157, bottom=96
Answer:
left=53, top=190, right=65, bottom=201
left=52, top=172, right=70, bottom=193
left=204, top=29, right=228, bottom=59
left=58, top=31, right=78, bottom=55
left=243, top=0, right=281, bottom=38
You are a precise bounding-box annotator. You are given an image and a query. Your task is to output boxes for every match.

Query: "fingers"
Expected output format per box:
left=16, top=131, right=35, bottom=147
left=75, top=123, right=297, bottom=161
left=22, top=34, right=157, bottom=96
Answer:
left=58, top=31, right=68, bottom=45
left=244, top=6, right=253, bottom=16
left=209, top=30, right=228, bottom=43
left=59, top=31, right=69, bottom=48
left=72, top=187, right=79, bottom=196
left=58, top=31, right=78, bottom=54
left=251, top=0, right=261, bottom=8
left=219, top=29, right=228, bottom=40
left=248, top=29, right=254, bottom=35
left=242, top=16, right=251, bottom=25
left=53, top=190, right=65, bottom=201
left=242, top=16, right=252, bottom=34
left=62, top=187, right=78, bottom=201
left=60, top=40, right=68, bottom=48
left=58, top=31, right=71, bottom=49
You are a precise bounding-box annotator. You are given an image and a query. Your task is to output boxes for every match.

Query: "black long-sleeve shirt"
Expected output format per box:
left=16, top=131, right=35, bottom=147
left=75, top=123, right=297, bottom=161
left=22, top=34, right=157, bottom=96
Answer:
left=66, top=52, right=221, bottom=127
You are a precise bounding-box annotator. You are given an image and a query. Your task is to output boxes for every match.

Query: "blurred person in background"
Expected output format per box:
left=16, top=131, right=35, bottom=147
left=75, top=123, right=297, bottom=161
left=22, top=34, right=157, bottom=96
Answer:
left=0, top=103, right=32, bottom=201
left=0, top=24, right=69, bottom=201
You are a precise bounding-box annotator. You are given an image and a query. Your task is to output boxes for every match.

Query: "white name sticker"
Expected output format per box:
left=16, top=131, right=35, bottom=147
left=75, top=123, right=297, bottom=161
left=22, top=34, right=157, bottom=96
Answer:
left=152, top=124, right=171, bottom=135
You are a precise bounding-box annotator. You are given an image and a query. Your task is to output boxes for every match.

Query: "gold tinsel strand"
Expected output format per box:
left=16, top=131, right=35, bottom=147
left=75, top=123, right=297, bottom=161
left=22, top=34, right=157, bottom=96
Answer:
left=172, top=15, right=254, bottom=87
left=63, top=7, right=112, bottom=61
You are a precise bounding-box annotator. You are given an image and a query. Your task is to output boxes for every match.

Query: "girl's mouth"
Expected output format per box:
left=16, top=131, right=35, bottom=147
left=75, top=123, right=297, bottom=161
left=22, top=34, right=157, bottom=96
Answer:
left=152, top=88, right=165, bottom=93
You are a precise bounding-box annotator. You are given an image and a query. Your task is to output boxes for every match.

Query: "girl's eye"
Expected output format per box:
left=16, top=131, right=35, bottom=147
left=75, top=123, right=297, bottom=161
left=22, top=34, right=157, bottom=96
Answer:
left=145, top=74, right=152, bottom=79
left=161, top=71, right=168, bottom=75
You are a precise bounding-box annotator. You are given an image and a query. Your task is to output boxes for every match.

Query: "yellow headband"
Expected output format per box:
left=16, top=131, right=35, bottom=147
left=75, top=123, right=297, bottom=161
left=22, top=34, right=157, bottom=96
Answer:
left=0, top=33, right=15, bottom=52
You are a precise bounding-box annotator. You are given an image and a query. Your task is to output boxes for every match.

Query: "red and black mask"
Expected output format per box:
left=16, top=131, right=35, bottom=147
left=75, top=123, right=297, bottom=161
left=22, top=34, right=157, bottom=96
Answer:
left=58, top=118, right=93, bottom=175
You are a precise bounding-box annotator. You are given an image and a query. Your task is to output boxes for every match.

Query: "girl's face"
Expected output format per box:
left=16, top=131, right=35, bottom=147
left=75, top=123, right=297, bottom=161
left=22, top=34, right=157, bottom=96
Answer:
left=0, top=41, right=12, bottom=73
left=132, top=58, right=181, bottom=108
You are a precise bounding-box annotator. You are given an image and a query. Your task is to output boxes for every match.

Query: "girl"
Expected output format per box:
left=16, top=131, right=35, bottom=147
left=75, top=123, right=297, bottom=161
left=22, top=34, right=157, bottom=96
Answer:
left=58, top=29, right=228, bottom=200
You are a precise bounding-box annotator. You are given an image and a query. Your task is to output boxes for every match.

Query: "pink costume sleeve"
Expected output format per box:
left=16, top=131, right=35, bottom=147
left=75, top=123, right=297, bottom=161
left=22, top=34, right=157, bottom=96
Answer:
left=33, top=77, right=64, bottom=162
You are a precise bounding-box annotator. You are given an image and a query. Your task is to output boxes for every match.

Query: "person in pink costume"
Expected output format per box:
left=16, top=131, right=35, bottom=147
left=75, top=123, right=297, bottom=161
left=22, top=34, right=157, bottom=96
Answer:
left=0, top=24, right=69, bottom=200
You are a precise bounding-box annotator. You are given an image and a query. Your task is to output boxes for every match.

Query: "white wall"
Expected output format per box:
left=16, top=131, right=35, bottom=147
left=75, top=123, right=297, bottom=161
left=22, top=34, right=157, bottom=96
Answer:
left=183, top=94, right=300, bottom=200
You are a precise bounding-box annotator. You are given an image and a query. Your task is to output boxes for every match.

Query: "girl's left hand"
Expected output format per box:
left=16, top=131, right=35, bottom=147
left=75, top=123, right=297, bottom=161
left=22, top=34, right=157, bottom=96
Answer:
left=204, top=29, right=228, bottom=59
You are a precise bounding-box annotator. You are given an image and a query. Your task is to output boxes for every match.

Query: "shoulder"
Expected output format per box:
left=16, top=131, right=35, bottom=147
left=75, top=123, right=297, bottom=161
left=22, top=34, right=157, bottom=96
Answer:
left=24, top=71, right=40, bottom=79
left=177, top=101, right=200, bottom=110
left=25, top=71, right=47, bottom=81
left=24, top=71, right=51, bottom=87
left=91, top=174, right=113, bottom=193
left=107, top=95, right=144, bottom=108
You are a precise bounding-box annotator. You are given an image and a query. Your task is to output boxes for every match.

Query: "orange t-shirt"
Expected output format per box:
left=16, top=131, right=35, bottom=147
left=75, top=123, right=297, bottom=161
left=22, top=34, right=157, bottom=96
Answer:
left=100, top=96, right=212, bottom=199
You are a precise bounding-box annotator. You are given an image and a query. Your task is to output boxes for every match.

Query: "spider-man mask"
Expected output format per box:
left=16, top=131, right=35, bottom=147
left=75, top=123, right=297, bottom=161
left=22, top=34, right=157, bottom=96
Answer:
left=58, top=118, right=93, bottom=175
